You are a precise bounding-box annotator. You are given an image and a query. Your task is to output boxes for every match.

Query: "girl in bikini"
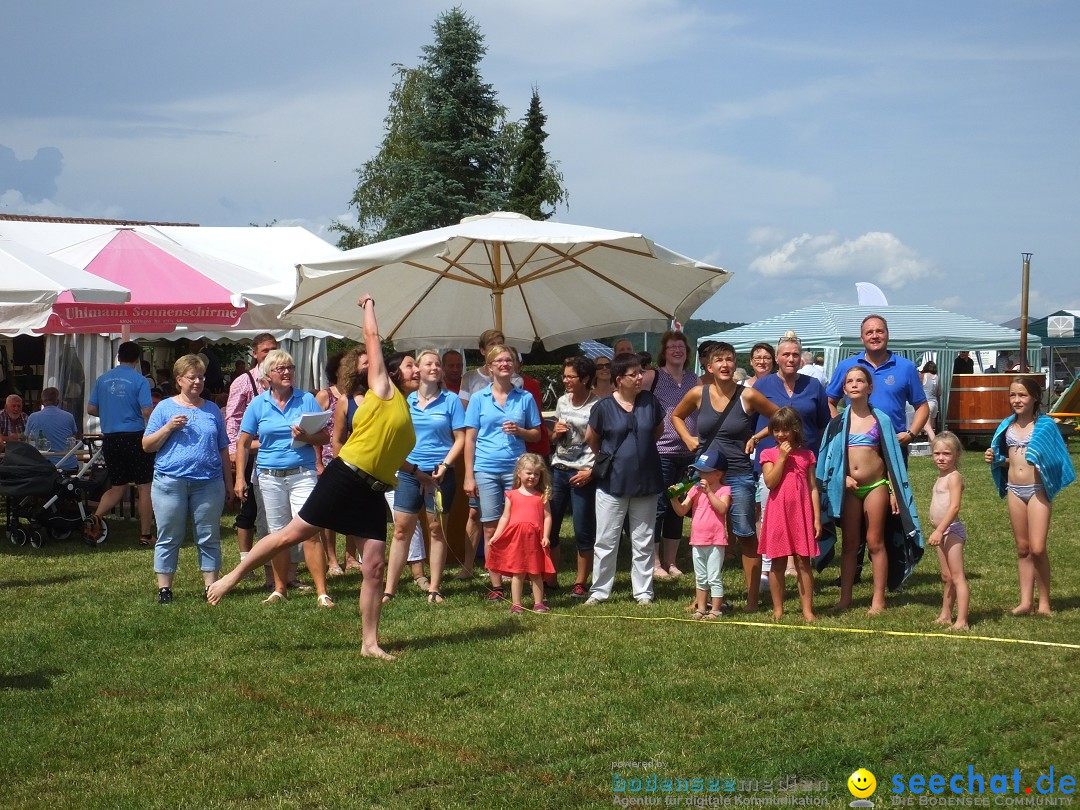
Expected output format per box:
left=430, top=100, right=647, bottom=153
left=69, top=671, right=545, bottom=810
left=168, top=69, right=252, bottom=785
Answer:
left=928, top=432, right=968, bottom=630
left=984, top=377, right=1076, bottom=616
left=838, top=366, right=898, bottom=615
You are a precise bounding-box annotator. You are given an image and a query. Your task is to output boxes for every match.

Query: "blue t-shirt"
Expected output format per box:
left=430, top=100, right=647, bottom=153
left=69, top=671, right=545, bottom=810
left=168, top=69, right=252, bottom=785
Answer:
left=239, top=388, right=322, bottom=470
left=826, top=351, right=926, bottom=434
left=25, top=406, right=80, bottom=471
left=144, top=399, right=228, bottom=480
left=753, top=373, right=832, bottom=454
left=88, top=365, right=152, bottom=433
left=407, top=389, right=465, bottom=469
left=464, top=385, right=541, bottom=474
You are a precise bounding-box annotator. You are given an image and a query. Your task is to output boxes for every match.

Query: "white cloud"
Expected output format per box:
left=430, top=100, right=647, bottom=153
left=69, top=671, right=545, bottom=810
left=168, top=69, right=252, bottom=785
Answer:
left=0, top=188, right=123, bottom=220
left=749, top=230, right=933, bottom=290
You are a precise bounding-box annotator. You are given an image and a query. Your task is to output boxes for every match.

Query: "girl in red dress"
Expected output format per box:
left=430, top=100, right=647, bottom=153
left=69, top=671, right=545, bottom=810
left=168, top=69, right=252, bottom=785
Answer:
left=486, top=453, right=555, bottom=614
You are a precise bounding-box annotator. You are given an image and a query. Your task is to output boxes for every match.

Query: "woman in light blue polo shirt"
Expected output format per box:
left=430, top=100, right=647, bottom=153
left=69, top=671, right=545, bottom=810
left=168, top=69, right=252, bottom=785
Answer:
left=236, top=350, right=331, bottom=606
left=386, top=349, right=466, bottom=604
left=463, top=344, right=541, bottom=601
left=143, top=355, right=232, bottom=604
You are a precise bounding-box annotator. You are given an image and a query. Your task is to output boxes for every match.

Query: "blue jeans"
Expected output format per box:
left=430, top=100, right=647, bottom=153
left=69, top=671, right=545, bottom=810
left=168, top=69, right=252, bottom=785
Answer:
left=475, top=469, right=517, bottom=522
left=726, top=473, right=757, bottom=539
left=550, top=466, right=597, bottom=551
left=654, top=453, right=693, bottom=540
left=152, top=473, right=226, bottom=574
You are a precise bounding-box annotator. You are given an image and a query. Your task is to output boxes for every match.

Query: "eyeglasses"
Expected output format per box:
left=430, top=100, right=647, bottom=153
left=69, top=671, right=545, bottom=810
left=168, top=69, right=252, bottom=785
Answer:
left=490, top=359, right=515, bottom=366
left=272, top=365, right=295, bottom=374
left=180, top=375, right=205, bottom=383
left=561, top=374, right=580, bottom=380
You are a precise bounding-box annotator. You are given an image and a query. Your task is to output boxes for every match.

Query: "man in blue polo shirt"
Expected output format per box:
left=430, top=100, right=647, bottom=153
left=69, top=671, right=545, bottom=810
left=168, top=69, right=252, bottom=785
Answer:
left=826, top=314, right=929, bottom=452
left=88, top=341, right=155, bottom=545
left=25, top=387, right=80, bottom=471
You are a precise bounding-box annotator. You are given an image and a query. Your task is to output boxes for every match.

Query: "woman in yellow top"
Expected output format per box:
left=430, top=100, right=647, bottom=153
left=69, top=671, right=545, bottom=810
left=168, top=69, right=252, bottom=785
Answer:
left=208, top=295, right=415, bottom=660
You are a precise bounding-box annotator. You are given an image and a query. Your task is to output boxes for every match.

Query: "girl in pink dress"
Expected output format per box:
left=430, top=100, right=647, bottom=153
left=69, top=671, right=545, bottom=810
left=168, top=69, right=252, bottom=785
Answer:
left=759, top=407, right=822, bottom=621
left=486, top=453, right=555, bottom=614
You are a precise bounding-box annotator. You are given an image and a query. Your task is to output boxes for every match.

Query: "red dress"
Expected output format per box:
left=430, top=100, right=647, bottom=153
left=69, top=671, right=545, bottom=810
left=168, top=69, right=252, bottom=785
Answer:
left=758, top=447, right=819, bottom=558
left=485, top=489, right=555, bottom=577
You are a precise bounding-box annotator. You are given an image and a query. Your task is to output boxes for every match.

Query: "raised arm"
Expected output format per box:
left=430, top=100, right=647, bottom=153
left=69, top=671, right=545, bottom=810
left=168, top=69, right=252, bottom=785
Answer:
left=358, top=295, right=392, bottom=400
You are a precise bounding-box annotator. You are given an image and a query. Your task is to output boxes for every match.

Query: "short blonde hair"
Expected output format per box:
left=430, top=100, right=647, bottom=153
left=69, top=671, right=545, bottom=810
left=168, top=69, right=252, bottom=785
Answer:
left=260, top=349, right=295, bottom=380
left=173, top=354, right=206, bottom=380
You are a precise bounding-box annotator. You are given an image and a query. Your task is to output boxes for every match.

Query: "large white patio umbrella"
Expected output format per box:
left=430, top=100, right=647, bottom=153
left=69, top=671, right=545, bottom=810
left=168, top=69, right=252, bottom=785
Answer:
left=286, top=212, right=732, bottom=349
left=0, top=239, right=130, bottom=334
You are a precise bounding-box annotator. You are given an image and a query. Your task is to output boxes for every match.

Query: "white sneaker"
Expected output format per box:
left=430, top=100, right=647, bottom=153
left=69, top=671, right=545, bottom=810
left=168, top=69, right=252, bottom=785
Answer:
left=636, top=596, right=654, bottom=606
left=583, top=596, right=603, bottom=606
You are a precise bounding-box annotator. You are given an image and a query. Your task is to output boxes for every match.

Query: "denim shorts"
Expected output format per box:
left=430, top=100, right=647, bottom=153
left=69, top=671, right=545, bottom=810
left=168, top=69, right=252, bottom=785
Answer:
left=476, top=469, right=516, bottom=522
left=393, top=467, right=457, bottom=515
left=726, top=473, right=757, bottom=539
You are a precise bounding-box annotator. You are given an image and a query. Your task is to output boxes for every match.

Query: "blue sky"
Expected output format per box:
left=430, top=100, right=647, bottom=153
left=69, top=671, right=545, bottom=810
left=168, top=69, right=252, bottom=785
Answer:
left=2, top=1, right=1078, bottom=326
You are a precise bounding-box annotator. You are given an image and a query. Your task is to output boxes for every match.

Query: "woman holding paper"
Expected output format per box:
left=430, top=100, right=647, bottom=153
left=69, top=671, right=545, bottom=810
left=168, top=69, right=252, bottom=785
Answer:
left=234, top=349, right=332, bottom=606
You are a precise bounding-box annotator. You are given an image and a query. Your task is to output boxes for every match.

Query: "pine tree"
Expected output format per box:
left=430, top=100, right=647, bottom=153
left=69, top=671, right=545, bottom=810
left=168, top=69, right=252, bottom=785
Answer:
left=507, top=88, right=568, bottom=221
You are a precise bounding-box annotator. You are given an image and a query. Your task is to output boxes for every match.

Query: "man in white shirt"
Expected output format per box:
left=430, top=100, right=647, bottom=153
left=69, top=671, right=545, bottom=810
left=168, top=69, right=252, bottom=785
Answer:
left=797, top=351, right=828, bottom=384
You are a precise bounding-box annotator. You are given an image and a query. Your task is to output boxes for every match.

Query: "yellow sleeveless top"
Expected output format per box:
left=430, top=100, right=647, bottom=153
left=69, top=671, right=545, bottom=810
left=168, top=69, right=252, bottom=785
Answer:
left=338, top=387, right=415, bottom=486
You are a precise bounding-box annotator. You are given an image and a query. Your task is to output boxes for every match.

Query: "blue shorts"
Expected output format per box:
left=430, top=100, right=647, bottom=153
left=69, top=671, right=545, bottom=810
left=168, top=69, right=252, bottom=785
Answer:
left=476, top=469, right=516, bottom=523
left=393, top=467, right=457, bottom=515
left=726, top=473, right=757, bottom=539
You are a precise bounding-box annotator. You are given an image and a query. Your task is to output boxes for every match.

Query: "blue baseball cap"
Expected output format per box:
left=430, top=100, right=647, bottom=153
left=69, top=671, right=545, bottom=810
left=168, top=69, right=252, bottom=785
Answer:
left=690, top=446, right=727, bottom=473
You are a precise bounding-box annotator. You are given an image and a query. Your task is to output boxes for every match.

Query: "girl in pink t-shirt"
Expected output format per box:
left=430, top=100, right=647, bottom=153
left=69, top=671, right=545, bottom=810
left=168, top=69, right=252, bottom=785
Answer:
left=669, top=447, right=731, bottom=620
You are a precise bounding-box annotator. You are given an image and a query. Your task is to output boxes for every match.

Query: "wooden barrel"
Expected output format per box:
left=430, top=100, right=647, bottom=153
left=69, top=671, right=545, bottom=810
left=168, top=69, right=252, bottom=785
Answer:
left=946, top=373, right=1042, bottom=433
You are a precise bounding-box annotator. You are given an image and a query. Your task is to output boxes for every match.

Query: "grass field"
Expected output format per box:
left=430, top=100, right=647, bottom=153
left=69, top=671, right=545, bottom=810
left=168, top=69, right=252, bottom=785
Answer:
left=2, top=450, right=1079, bottom=809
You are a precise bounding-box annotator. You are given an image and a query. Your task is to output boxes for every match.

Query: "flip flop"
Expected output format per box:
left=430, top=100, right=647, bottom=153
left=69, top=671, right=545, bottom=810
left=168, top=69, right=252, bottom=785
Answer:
left=381, top=592, right=395, bottom=604
left=427, top=590, right=445, bottom=604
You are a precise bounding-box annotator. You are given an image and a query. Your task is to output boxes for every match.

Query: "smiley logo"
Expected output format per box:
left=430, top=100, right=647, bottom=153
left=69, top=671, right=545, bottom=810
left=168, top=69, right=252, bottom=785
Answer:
left=847, top=768, right=877, bottom=798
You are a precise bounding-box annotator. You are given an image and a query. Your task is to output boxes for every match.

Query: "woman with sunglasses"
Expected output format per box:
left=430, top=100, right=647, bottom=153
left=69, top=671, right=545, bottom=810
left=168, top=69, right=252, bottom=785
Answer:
left=592, top=357, right=615, bottom=398
left=234, top=349, right=331, bottom=606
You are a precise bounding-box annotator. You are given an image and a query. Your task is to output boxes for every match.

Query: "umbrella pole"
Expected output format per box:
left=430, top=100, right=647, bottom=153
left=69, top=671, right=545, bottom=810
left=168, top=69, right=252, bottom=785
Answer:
left=1019, top=252, right=1032, bottom=373
left=492, top=242, right=503, bottom=332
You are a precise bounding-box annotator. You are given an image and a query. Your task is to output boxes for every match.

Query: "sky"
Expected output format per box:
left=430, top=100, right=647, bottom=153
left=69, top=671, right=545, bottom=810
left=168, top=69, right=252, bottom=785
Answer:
left=3, top=0, right=1078, bottom=327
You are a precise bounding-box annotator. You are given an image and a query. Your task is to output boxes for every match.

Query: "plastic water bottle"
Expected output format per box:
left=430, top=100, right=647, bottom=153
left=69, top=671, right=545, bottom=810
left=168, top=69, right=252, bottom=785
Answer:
left=37, top=430, right=49, bottom=452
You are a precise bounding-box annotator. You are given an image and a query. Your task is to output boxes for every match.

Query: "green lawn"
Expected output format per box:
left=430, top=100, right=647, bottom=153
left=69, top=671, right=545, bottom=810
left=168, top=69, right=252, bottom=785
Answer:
left=2, top=450, right=1078, bottom=809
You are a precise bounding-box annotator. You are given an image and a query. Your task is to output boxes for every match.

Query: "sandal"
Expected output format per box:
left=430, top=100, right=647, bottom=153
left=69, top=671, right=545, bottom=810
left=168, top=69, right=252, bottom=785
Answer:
left=414, top=575, right=431, bottom=591
left=316, top=594, right=335, bottom=608
left=381, top=592, right=395, bottom=604
left=691, top=608, right=708, bottom=620
left=138, top=533, right=155, bottom=548
left=286, top=580, right=312, bottom=592
left=262, top=591, right=286, bottom=604
left=427, top=590, right=445, bottom=604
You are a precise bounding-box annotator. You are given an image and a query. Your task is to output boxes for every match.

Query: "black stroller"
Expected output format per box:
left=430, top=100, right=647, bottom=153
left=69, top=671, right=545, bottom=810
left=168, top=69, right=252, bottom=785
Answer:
left=0, top=440, right=110, bottom=548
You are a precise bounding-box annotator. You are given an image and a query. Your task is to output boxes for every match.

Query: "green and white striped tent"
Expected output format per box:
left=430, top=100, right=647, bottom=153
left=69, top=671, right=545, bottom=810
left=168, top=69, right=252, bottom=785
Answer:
left=700, top=303, right=1041, bottom=423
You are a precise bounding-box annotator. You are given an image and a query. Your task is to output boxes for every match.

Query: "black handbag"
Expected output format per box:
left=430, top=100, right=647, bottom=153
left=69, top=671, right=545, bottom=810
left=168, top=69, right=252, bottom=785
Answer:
left=591, top=408, right=635, bottom=480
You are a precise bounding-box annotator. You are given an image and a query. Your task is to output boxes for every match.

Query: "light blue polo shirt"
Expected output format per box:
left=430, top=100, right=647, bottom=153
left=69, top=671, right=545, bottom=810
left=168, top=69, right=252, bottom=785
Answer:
left=826, top=351, right=926, bottom=433
left=239, top=388, right=322, bottom=470
left=145, top=399, right=228, bottom=479
left=25, top=406, right=80, bottom=471
left=464, top=385, right=541, bottom=474
left=406, top=389, right=465, bottom=469
left=88, top=365, right=152, bottom=433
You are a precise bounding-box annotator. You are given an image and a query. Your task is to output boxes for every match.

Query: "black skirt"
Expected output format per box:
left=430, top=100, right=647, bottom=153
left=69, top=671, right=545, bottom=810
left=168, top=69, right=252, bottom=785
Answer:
left=298, top=457, right=390, bottom=541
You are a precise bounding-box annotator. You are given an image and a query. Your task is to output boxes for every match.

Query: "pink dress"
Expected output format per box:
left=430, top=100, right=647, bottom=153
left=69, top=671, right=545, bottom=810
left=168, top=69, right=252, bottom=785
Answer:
left=758, top=447, right=819, bottom=558
left=486, top=490, right=555, bottom=577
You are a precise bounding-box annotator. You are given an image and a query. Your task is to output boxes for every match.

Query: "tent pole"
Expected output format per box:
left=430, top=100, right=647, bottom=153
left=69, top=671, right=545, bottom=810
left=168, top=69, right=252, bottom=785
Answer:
left=1019, top=253, right=1032, bottom=372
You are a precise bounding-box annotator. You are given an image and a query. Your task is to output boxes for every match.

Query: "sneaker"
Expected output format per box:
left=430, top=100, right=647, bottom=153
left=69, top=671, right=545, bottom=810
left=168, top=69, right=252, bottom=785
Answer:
left=486, top=587, right=505, bottom=602
left=533, top=602, right=551, bottom=613
left=636, top=596, right=654, bottom=606
left=157, top=587, right=173, bottom=605
left=582, top=596, right=603, bottom=606
left=510, top=603, right=524, bottom=614
left=570, top=583, right=588, bottom=599
left=717, top=600, right=734, bottom=616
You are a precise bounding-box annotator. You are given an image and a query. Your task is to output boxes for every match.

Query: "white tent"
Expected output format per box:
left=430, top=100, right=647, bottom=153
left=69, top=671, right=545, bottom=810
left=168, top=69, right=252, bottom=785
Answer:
left=701, top=303, right=1042, bottom=422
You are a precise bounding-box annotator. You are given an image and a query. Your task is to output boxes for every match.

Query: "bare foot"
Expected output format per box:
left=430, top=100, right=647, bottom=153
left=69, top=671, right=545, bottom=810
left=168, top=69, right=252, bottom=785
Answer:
left=830, top=601, right=851, bottom=614
left=951, top=622, right=969, bottom=631
left=206, top=576, right=236, bottom=606
left=1010, top=604, right=1033, bottom=616
left=772, top=610, right=783, bottom=621
left=1036, top=607, right=1054, bottom=617
left=933, top=615, right=951, bottom=626
left=802, top=611, right=817, bottom=622
left=866, top=605, right=885, bottom=617
left=361, top=645, right=396, bottom=661
left=454, top=569, right=474, bottom=581
left=745, top=599, right=759, bottom=612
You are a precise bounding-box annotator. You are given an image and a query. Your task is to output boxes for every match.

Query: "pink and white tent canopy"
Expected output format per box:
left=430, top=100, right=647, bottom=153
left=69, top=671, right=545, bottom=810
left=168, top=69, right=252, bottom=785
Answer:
left=42, top=228, right=276, bottom=333
left=0, top=238, right=130, bottom=334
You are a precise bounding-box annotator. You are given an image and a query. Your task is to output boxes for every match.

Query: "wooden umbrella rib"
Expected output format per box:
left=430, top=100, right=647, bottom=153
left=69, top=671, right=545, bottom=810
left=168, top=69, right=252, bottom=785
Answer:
left=404, top=258, right=490, bottom=288
left=290, top=264, right=384, bottom=310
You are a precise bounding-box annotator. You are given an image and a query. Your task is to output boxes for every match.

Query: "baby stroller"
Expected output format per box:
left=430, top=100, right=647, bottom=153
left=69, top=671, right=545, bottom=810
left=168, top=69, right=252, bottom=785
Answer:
left=0, top=439, right=110, bottom=548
